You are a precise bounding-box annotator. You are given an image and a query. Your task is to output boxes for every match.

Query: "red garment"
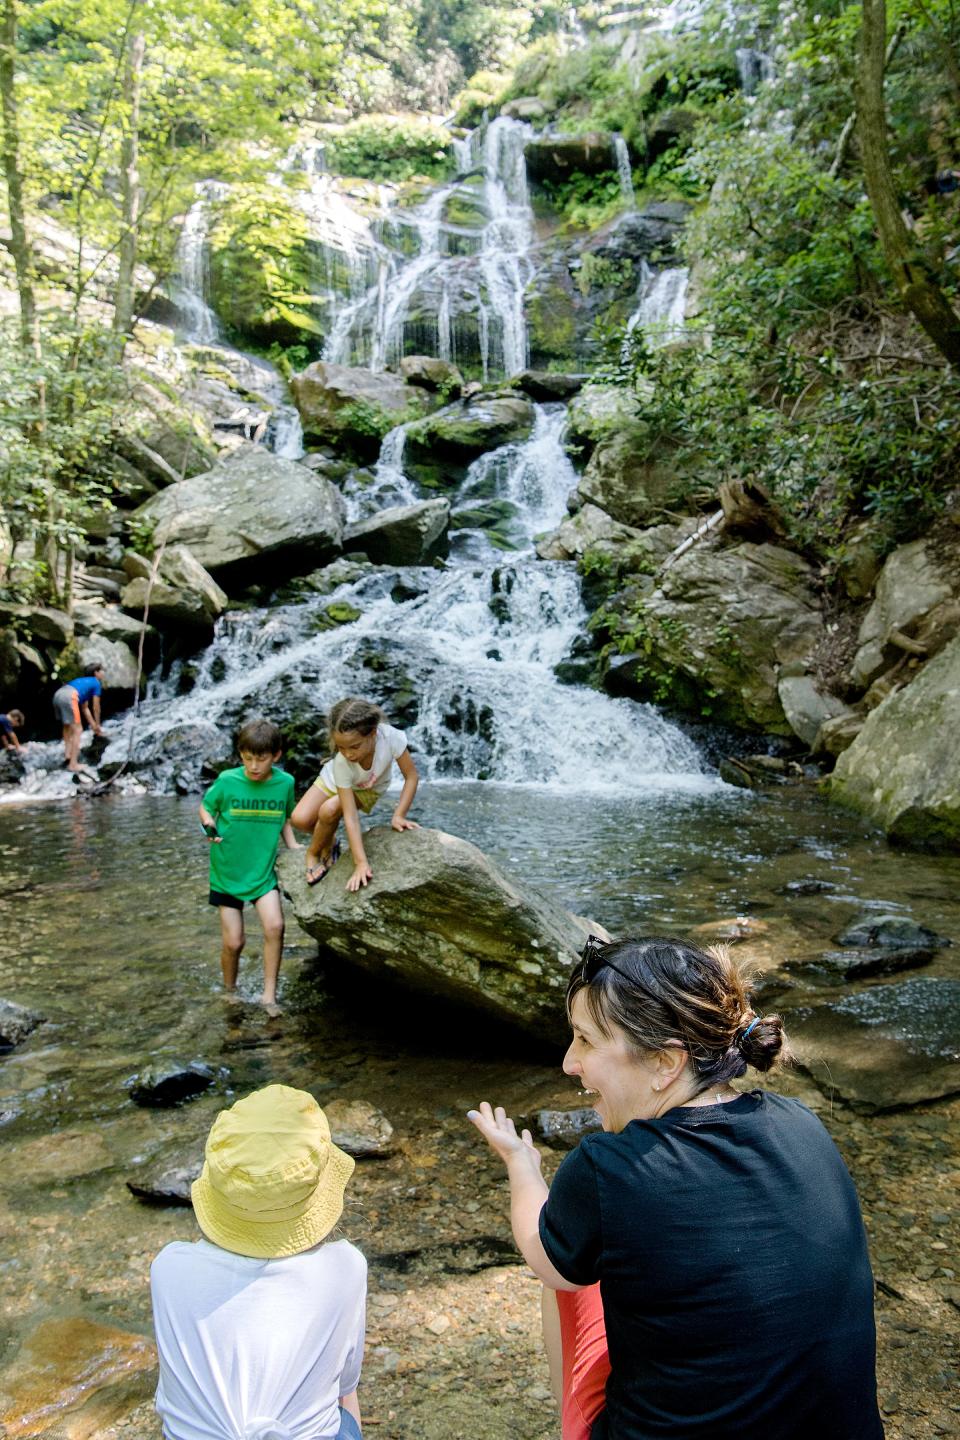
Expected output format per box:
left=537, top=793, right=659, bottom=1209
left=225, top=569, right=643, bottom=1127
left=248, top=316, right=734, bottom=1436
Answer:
left=557, top=1284, right=610, bottom=1440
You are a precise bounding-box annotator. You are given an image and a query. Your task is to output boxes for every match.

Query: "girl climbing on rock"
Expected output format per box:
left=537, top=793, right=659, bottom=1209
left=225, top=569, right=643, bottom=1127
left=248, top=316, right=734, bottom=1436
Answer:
left=291, top=697, right=419, bottom=892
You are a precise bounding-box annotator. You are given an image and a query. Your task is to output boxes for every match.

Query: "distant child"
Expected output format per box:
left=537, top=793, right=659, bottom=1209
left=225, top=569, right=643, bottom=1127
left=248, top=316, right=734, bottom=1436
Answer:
left=0, top=709, right=25, bottom=751
left=199, top=718, right=299, bottom=1014
left=291, top=698, right=419, bottom=893
left=52, top=665, right=105, bottom=771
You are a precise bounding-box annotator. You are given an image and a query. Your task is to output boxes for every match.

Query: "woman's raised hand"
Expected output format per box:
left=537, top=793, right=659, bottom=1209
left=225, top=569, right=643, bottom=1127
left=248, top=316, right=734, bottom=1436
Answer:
left=467, top=1101, right=543, bottom=1172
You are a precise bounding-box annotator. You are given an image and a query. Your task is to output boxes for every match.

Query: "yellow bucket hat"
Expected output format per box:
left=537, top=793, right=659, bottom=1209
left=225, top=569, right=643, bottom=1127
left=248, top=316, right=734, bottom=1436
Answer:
left=191, top=1084, right=355, bottom=1259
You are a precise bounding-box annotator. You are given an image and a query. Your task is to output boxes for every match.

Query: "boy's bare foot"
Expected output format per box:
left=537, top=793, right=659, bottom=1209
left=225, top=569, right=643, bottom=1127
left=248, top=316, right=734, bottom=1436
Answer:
left=257, top=995, right=283, bottom=1017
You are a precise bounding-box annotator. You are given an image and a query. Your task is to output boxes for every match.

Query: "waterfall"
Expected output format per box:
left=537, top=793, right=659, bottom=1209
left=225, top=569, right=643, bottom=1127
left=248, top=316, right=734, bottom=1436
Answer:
left=98, top=400, right=710, bottom=795
left=612, top=135, right=635, bottom=208
left=320, top=116, right=535, bottom=381
left=170, top=182, right=228, bottom=344
left=624, top=261, right=689, bottom=350
left=736, top=48, right=775, bottom=95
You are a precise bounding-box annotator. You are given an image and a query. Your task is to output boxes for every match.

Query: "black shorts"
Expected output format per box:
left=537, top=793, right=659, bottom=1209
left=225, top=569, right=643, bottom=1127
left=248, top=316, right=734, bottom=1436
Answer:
left=208, top=887, right=278, bottom=910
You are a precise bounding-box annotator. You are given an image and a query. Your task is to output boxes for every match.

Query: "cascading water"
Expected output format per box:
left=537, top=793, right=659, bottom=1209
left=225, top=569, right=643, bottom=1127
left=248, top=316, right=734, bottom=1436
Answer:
left=624, top=259, right=689, bottom=349
left=98, top=396, right=710, bottom=794
left=321, top=116, right=536, bottom=381
left=612, top=135, right=636, bottom=208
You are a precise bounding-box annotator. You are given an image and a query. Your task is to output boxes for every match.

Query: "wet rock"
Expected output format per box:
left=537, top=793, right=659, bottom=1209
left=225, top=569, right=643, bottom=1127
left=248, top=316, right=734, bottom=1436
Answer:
left=788, top=977, right=960, bottom=1110
left=121, top=543, right=228, bottom=629
left=565, top=384, right=643, bottom=453
left=836, top=914, right=950, bottom=950
left=525, top=132, right=616, bottom=184
left=325, top=1098, right=397, bottom=1157
left=780, top=879, right=837, bottom=896
left=0, top=997, right=43, bottom=1049
left=501, top=95, right=548, bottom=121
left=785, top=948, right=935, bottom=984
left=0, top=749, right=26, bottom=785
left=371, top=1235, right=518, bottom=1278
left=512, top=370, right=587, bottom=401
left=291, top=362, right=434, bottom=458
left=405, top=396, right=535, bottom=484
left=134, top=448, right=345, bottom=583
left=0, top=1315, right=156, bottom=1440
left=127, top=1060, right=216, bottom=1107
left=126, top=1139, right=204, bottom=1205
left=279, top=827, right=601, bottom=1041
left=0, top=600, right=73, bottom=648
left=587, top=202, right=689, bottom=267
left=828, top=633, right=960, bottom=850
left=535, top=1107, right=601, bottom=1148
left=577, top=432, right=688, bottom=528
left=344, top=499, right=450, bottom=566
left=399, top=356, right=463, bottom=395
left=851, top=539, right=954, bottom=690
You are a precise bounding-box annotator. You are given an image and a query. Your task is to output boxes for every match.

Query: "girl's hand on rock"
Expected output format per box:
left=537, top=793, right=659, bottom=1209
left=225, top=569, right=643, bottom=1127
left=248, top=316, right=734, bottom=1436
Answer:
left=346, top=863, right=373, bottom=892
left=467, top=1101, right=542, bottom=1171
left=391, top=815, right=419, bottom=832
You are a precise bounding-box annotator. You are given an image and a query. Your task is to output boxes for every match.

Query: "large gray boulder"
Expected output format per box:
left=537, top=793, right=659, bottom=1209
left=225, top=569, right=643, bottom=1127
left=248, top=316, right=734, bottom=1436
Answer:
left=777, top=675, right=848, bottom=748
left=577, top=433, right=686, bottom=528
left=344, top=499, right=450, bottom=566
left=622, top=541, right=824, bottom=732
left=120, top=544, right=228, bottom=629
left=828, top=633, right=960, bottom=850
left=134, top=449, right=345, bottom=582
left=291, top=363, right=433, bottom=457
left=76, top=634, right=139, bottom=691
left=851, top=539, right=954, bottom=690
left=278, top=827, right=602, bottom=1040
left=536, top=504, right=693, bottom=578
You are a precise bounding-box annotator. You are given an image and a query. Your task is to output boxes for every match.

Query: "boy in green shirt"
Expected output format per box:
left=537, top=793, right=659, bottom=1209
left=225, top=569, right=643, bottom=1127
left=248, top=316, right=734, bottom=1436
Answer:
left=199, top=718, right=299, bottom=1014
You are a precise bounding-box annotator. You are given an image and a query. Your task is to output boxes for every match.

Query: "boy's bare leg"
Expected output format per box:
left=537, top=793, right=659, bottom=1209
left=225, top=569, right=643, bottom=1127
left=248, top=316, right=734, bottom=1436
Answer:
left=218, top=906, right=244, bottom=992
left=63, top=723, right=81, bottom=770
left=253, top=889, right=284, bottom=1011
left=541, top=1286, right=563, bottom=1409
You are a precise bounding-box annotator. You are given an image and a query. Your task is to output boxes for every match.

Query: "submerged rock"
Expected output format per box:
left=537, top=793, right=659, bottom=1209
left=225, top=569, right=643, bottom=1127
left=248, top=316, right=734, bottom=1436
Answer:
left=836, top=914, right=950, bottom=950
left=326, top=1098, right=397, bottom=1157
left=785, top=948, right=935, bottom=984
left=0, top=1315, right=156, bottom=1440
left=127, top=1060, right=217, bottom=1107
left=344, top=499, right=450, bottom=566
left=828, top=633, right=960, bottom=850
left=0, top=998, right=43, bottom=1050
left=127, top=1139, right=205, bottom=1206
left=788, top=977, right=960, bottom=1111
left=134, top=448, right=345, bottom=583
left=535, top=1107, right=602, bottom=1149
left=279, top=828, right=600, bottom=1041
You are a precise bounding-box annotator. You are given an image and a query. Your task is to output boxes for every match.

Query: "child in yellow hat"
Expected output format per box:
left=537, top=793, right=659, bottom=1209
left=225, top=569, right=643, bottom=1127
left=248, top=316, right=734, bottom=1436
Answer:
left=151, top=1085, right=365, bottom=1440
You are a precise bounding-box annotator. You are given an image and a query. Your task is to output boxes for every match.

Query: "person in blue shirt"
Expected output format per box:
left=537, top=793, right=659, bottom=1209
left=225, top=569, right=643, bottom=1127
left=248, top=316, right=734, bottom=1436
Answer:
left=51, top=664, right=106, bottom=772
left=0, top=709, right=25, bottom=752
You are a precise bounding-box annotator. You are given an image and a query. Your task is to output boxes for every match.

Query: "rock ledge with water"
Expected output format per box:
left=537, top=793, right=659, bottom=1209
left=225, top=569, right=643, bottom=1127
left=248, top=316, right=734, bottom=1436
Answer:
left=279, top=828, right=601, bottom=1040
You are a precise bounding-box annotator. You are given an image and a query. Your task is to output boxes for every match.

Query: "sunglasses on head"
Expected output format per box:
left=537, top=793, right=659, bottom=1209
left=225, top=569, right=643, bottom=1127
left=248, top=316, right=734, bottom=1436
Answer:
left=578, top=934, right=636, bottom=986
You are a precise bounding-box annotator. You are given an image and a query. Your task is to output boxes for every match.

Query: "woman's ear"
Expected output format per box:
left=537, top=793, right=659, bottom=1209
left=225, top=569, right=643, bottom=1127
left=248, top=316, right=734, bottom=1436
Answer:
left=654, top=1043, right=689, bottom=1088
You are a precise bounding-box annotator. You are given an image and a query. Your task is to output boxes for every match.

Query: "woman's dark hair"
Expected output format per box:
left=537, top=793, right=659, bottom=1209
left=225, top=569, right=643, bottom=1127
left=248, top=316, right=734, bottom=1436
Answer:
left=236, top=717, right=283, bottom=755
left=327, top=697, right=383, bottom=740
left=567, top=936, right=786, bottom=1087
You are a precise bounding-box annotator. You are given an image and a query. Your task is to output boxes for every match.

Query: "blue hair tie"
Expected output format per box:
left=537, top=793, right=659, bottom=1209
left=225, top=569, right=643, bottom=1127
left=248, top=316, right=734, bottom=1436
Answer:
left=740, top=1016, right=761, bottom=1042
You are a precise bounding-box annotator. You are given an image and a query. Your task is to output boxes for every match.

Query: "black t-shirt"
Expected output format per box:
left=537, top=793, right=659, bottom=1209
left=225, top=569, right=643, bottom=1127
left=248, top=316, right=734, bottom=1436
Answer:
left=539, top=1091, right=883, bottom=1440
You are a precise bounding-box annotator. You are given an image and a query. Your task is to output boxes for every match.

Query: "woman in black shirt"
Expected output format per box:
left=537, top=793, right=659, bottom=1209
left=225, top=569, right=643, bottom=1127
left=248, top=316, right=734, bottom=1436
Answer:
left=468, top=935, right=883, bottom=1440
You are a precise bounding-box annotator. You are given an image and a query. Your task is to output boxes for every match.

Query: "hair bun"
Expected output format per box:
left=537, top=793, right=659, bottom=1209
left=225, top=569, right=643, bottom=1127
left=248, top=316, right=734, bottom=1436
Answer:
left=736, top=1013, right=785, bottom=1072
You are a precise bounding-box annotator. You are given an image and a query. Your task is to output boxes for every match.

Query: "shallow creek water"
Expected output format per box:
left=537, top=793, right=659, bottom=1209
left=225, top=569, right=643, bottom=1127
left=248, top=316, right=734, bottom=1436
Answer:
left=1, top=790, right=959, bottom=1439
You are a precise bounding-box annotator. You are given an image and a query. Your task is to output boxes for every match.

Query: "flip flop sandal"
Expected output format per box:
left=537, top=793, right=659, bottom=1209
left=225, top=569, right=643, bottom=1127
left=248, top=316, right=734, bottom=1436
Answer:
left=306, top=860, right=329, bottom=887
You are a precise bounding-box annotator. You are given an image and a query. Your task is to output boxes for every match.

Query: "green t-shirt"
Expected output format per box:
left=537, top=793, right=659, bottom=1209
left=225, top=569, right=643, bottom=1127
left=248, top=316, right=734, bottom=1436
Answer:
left=202, top=766, right=295, bottom=902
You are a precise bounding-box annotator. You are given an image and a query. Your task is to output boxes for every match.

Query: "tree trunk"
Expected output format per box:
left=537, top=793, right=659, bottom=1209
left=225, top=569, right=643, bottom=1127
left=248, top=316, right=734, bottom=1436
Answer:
left=114, top=26, right=145, bottom=340
left=0, top=0, right=38, bottom=354
left=858, top=0, right=960, bottom=365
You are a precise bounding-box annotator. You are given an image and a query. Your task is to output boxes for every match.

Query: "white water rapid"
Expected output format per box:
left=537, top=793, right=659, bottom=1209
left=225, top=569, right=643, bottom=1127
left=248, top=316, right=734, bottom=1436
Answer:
left=612, top=135, right=636, bottom=207
left=625, top=260, right=689, bottom=349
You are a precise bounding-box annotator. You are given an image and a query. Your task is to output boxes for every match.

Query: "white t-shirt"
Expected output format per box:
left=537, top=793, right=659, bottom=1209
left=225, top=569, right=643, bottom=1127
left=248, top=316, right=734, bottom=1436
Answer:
left=319, top=722, right=408, bottom=798
left=151, top=1237, right=366, bottom=1440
